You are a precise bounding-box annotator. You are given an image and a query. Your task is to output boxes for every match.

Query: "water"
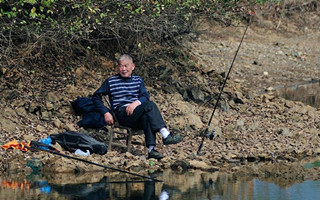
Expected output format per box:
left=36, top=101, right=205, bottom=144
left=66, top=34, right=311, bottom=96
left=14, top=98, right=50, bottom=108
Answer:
left=251, top=179, right=320, bottom=200
left=1, top=168, right=319, bottom=200
left=271, top=80, right=320, bottom=108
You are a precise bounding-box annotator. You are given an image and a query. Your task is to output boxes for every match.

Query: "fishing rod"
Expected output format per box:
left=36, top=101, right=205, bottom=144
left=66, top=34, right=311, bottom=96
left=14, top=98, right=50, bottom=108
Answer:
left=29, top=141, right=162, bottom=182
left=197, top=11, right=254, bottom=155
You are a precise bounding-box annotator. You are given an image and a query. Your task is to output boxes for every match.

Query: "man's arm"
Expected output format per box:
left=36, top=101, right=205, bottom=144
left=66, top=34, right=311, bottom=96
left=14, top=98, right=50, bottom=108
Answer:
left=126, top=79, right=150, bottom=116
left=92, top=79, right=114, bottom=124
left=137, top=79, right=150, bottom=104
left=92, top=79, right=111, bottom=116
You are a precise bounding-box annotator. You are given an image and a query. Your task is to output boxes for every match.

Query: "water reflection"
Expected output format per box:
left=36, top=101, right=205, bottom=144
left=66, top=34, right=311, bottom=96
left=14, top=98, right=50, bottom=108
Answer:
left=276, top=80, right=320, bottom=108
left=1, top=169, right=320, bottom=200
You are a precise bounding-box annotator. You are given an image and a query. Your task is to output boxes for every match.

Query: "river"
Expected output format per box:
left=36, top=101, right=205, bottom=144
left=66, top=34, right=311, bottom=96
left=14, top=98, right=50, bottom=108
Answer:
left=1, top=164, right=319, bottom=200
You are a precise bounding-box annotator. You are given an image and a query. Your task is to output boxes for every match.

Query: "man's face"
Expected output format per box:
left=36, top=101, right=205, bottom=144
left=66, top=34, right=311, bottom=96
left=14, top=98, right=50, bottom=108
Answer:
left=118, top=59, right=135, bottom=78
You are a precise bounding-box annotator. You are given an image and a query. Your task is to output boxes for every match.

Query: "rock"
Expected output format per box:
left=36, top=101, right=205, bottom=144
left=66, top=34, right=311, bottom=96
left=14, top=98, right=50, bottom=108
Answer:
left=66, top=85, right=79, bottom=98
left=201, top=65, right=216, bottom=74
left=63, top=123, right=77, bottom=131
left=0, top=118, right=17, bottom=132
left=277, top=128, right=294, bottom=137
left=53, top=118, right=63, bottom=128
left=0, top=67, right=7, bottom=74
left=5, top=155, right=29, bottom=172
left=133, top=135, right=144, bottom=145
left=174, top=100, right=196, bottom=112
left=295, top=106, right=309, bottom=115
left=185, top=113, right=204, bottom=129
left=36, top=125, right=46, bottom=132
left=220, top=100, right=230, bottom=111
left=224, top=152, right=237, bottom=160
left=247, top=91, right=256, bottom=99
left=4, top=90, right=19, bottom=100
left=189, top=160, right=210, bottom=170
left=12, top=99, right=25, bottom=107
left=3, top=107, right=16, bottom=117
left=75, top=66, right=86, bottom=77
left=174, top=113, right=203, bottom=130
left=125, top=152, right=134, bottom=159
left=314, top=148, right=320, bottom=154
left=44, top=157, right=77, bottom=173
left=41, top=111, right=51, bottom=121
left=100, top=57, right=115, bottom=69
left=26, top=158, right=43, bottom=172
left=46, top=102, right=54, bottom=111
left=23, top=134, right=36, bottom=141
left=188, top=88, right=205, bottom=103
left=266, top=87, right=275, bottom=92
left=17, top=81, right=24, bottom=90
left=46, top=92, right=60, bottom=103
left=159, top=66, right=172, bottom=80
left=110, top=157, right=121, bottom=164
left=277, top=50, right=284, bottom=55
left=27, top=102, right=41, bottom=114
left=235, top=91, right=244, bottom=100
left=16, top=107, right=28, bottom=118
left=171, top=160, right=190, bottom=172
left=236, top=120, right=244, bottom=130
left=284, top=101, right=295, bottom=108
left=261, top=94, right=274, bottom=103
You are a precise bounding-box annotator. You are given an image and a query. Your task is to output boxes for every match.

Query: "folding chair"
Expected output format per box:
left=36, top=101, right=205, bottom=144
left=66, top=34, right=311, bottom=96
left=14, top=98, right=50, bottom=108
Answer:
left=103, top=96, right=144, bottom=152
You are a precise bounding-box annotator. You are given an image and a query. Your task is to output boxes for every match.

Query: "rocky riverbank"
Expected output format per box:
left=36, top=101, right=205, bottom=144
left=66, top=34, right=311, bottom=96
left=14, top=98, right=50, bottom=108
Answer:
left=1, top=5, right=320, bottom=177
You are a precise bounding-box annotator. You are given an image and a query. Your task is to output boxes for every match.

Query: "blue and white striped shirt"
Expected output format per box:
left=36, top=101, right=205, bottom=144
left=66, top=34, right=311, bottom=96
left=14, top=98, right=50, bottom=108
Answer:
left=92, top=74, right=150, bottom=115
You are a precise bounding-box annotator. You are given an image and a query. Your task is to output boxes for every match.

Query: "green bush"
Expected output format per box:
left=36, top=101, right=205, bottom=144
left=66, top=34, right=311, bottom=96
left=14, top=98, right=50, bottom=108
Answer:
left=0, top=0, right=281, bottom=68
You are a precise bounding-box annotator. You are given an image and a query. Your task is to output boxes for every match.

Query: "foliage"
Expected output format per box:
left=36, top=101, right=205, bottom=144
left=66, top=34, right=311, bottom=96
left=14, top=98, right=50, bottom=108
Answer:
left=0, top=0, right=283, bottom=69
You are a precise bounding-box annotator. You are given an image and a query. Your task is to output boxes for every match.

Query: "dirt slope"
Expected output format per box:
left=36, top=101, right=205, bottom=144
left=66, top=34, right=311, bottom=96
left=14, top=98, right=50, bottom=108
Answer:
left=0, top=4, right=320, bottom=177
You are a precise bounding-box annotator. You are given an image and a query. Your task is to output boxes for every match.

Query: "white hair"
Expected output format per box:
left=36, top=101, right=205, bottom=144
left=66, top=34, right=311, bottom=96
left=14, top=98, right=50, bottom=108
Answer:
left=118, top=54, right=133, bottom=64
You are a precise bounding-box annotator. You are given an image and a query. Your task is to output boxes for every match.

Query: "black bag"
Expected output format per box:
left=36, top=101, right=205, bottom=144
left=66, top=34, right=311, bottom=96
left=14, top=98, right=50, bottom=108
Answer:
left=50, top=131, right=107, bottom=155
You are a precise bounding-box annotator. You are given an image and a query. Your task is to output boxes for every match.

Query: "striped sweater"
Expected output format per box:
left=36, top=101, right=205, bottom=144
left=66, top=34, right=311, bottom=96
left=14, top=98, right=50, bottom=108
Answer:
left=92, top=74, right=150, bottom=115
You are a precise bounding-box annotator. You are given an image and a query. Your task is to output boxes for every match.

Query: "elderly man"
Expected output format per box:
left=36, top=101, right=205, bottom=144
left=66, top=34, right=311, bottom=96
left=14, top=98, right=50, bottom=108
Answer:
left=92, top=54, right=183, bottom=159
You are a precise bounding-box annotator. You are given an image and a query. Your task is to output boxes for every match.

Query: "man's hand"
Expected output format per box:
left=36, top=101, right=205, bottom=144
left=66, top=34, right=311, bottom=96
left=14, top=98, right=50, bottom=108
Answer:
left=126, top=100, right=140, bottom=116
left=104, top=112, right=114, bottom=125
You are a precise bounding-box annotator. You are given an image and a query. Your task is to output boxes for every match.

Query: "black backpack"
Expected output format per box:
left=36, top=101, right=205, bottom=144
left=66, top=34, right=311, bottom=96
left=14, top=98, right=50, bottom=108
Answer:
left=50, top=131, right=107, bottom=155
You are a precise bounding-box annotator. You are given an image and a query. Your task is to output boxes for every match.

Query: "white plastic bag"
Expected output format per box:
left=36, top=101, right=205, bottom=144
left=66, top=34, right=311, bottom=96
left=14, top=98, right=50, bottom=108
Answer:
left=75, top=149, right=90, bottom=156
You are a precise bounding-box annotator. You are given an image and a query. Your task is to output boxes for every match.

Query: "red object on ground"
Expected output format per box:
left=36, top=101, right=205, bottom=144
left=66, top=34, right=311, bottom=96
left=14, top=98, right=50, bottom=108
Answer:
left=1, top=139, right=31, bottom=152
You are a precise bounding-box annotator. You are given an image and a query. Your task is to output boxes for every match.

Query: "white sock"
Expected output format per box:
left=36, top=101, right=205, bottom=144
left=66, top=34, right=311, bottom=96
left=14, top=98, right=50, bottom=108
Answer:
left=160, top=127, right=170, bottom=139
left=148, top=145, right=155, bottom=153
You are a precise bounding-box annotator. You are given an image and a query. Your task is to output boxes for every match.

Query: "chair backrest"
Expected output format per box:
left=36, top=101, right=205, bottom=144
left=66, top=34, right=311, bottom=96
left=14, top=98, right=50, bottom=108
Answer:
left=103, top=96, right=119, bottom=124
left=103, top=96, right=112, bottom=110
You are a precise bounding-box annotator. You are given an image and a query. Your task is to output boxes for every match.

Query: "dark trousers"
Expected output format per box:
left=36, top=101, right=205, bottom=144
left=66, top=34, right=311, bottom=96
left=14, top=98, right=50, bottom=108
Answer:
left=115, top=101, right=166, bottom=147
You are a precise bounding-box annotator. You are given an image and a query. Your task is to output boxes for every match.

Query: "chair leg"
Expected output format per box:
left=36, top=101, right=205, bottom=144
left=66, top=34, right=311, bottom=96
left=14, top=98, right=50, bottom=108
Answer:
left=143, top=140, right=147, bottom=155
left=127, top=129, right=133, bottom=152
